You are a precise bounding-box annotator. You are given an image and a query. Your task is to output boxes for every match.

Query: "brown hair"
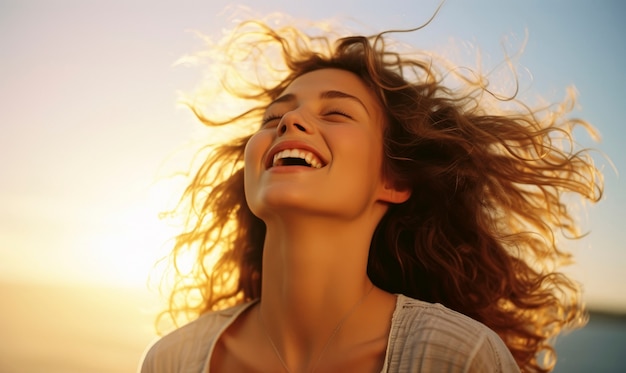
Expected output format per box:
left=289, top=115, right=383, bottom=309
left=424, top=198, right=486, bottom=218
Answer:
left=160, top=20, right=603, bottom=372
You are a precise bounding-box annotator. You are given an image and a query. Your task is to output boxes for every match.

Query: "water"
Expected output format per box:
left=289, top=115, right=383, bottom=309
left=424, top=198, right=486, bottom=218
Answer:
left=1, top=282, right=624, bottom=372
left=553, top=311, right=626, bottom=373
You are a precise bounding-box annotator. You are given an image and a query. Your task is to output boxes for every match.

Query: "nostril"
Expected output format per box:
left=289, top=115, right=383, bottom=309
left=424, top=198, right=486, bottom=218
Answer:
left=278, top=122, right=306, bottom=135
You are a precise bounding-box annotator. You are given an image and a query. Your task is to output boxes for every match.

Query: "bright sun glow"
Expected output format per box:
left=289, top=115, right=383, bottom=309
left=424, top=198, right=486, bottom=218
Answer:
left=80, top=178, right=187, bottom=289
left=79, top=128, right=248, bottom=289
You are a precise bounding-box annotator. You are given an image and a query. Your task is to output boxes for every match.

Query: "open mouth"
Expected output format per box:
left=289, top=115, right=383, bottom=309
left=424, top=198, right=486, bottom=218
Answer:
left=271, top=149, right=324, bottom=169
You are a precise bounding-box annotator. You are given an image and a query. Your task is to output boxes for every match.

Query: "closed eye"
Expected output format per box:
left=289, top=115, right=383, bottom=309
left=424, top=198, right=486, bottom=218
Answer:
left=261, top=114, right=283, bottom=127
left=324, top=110, right=353, bottom=120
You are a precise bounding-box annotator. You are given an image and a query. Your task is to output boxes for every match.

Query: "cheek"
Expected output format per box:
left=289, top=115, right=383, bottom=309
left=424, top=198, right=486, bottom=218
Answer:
left=340, top=129, right=384, bottom=172
left=244, top=131, right=271, bottom=171
left=243, top=131, right=272, bottom=202
left=352, top=132, right=386, bottom=187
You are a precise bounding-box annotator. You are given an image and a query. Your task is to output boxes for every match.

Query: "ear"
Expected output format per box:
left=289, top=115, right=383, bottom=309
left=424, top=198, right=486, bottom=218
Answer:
left=378, top=182, right=411, bottom=204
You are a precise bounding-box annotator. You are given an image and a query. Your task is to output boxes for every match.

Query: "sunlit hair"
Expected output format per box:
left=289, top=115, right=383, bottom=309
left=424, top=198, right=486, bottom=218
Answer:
left=160, top=18, right=603, bottom=373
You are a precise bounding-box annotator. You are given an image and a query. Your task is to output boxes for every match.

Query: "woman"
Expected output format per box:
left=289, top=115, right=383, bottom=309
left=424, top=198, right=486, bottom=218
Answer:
left=141, top=19, right=602, bottom=373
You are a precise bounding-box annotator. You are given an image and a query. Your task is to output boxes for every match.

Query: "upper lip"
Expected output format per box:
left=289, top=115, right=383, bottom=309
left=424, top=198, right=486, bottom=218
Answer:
left=265, top=140, right=328, bottom=169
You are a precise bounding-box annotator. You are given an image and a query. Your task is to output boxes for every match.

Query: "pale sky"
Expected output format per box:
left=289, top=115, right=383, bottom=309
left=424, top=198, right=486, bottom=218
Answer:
left=1, top=0, right=624, bottom=311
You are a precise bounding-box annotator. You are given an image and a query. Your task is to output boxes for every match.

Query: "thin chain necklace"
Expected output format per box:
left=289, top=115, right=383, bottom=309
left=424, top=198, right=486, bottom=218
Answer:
left=257, top=285, right=375, bottom=373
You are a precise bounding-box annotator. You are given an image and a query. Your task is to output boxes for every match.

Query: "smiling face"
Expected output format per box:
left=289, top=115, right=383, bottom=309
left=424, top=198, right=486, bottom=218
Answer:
left=244, top=68, right=404, bottom=223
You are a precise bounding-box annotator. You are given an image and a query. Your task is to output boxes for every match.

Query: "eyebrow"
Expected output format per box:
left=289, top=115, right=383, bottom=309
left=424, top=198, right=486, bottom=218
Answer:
left=266, top=90, right=370, bottom=115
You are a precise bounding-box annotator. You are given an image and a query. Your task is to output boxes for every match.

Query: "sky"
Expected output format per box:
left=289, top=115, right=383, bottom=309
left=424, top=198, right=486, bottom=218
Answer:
left=1, top=0, right=624, bottom=311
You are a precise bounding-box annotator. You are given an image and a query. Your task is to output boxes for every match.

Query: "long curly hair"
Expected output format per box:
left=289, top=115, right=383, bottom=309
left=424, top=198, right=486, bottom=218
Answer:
left=159, top=19, right=603, bottom=372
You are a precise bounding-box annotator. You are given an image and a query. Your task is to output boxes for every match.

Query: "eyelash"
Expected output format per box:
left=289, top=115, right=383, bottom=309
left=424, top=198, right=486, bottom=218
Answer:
left=326, top=109, right=353, bottom=120
left=261, top=109, right=353, bottom=126
left=261, top=114, right=282, bottom=126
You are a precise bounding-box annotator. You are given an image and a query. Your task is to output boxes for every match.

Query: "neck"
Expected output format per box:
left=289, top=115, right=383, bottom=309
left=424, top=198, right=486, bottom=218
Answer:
left=258, top=214, right=379, bottom=370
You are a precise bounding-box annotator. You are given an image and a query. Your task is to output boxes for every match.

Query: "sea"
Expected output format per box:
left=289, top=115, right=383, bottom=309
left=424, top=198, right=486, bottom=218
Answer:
left=1, top=282, right=623, bottom=372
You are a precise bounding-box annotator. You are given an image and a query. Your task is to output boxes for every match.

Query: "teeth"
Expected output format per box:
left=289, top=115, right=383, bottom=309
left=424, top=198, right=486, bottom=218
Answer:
left=272, top=148, right=323, bottom=168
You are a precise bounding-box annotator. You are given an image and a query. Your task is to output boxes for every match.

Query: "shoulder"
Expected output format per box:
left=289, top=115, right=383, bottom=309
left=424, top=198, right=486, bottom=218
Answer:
left=392, top=294, right=495, bottom=339
left=385, top=295, right=520, bottom=373
left=139, top=302, right=254, bottom=373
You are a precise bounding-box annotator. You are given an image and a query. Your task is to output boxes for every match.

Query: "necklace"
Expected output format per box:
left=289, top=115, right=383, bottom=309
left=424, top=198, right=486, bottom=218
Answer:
left=257, top=285, right=375, bottom=373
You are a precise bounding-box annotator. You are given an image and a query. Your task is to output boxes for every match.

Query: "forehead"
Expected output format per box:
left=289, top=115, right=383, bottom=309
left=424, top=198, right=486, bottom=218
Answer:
left=280, top=68, right=380, bottom=108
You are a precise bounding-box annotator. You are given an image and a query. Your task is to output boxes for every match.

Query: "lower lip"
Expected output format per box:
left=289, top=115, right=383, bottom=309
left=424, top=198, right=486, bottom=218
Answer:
left=267, top=166, right=322, bottom=173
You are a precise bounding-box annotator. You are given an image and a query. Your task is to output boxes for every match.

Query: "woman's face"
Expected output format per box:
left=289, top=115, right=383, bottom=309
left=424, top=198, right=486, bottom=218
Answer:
left=244, top=68, right=397, bottom=222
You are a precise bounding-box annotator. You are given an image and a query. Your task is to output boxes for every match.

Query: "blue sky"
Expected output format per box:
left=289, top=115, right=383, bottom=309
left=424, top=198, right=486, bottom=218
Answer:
left=1, top=0, right=624, bottom=311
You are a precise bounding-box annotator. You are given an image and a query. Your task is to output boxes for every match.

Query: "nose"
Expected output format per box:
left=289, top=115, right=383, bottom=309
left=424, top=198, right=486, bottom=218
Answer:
left=277, top=110, right=312, bottom=136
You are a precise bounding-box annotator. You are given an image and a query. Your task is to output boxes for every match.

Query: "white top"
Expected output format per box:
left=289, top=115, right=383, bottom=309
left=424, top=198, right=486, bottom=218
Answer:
left=140, top=294, right=521, bottom=372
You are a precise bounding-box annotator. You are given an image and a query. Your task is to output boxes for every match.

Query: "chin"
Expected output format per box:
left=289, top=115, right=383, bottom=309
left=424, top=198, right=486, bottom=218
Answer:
left=249, top=192, right=333, bottom=221
left=259, top=189, right=316, bottom=211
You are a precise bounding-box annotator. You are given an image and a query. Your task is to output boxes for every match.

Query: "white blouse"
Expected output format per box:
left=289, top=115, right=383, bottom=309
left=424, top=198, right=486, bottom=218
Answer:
left=140, top=294, right=520, bottom=372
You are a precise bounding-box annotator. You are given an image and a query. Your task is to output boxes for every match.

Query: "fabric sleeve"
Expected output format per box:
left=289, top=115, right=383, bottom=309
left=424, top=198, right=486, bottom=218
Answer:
left=138, top=332, right=205, bottom=373
left=385, top=296, right=522, bottom=373
left=138, top=341, right=159, bottom=373
left=465, top=332, right=520, bottom=373
left=136, top=302, right=253, bottom=373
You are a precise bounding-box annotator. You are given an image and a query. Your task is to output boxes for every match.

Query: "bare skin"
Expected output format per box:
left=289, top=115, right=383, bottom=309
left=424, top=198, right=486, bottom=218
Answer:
left=210, top=69, right=410, bottom=373
left=211, top=290, right=397, bottom=372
